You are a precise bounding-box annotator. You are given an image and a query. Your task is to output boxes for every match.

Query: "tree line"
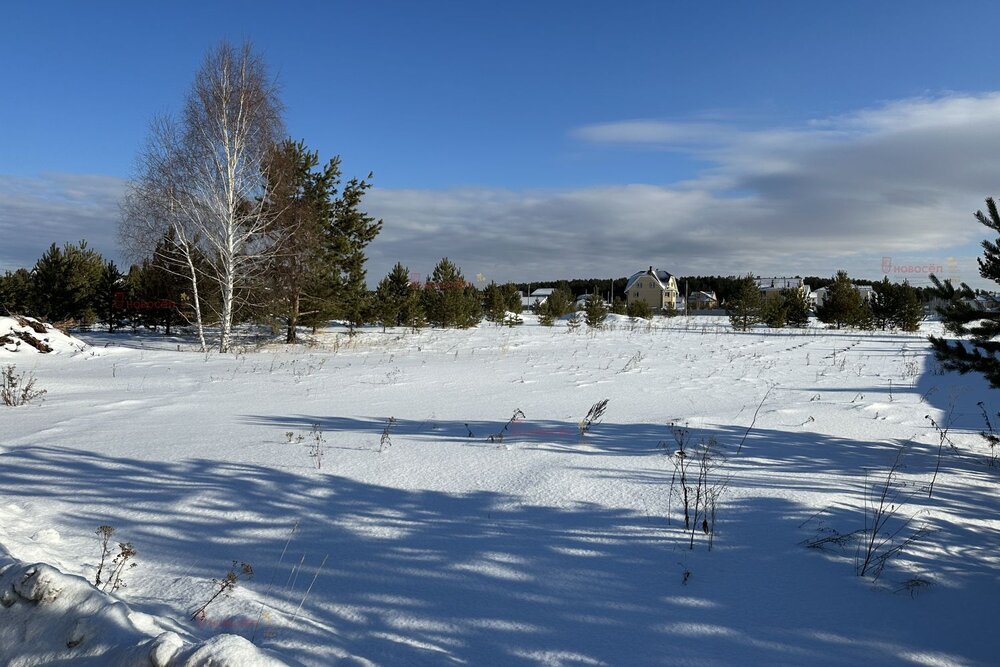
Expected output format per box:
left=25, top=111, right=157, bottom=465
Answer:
left=725, top=271, right=924, bottom=332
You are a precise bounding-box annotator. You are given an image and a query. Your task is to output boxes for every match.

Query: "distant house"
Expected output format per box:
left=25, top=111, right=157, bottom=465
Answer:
left=756, top=277, right=811, bottom=301
left=625, top=267, right=680, bottom=314
left=521, top=288, right=554, bottom=311
left=688, top=290, right=718, bottom=310
left=966, top=293, right=1000, bottom=312
left=813, top=284, right=873, bottom=308
left=573, top=293, right=609, bottom=311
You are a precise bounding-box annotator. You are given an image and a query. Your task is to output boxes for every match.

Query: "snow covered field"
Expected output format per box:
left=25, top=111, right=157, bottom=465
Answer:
left=1, top=315, right=998, bottom=666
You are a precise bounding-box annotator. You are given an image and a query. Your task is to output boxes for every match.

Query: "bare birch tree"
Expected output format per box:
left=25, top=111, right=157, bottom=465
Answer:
left=121, top=40, right=283, bottom=352
left=121, top=116, right=210, bottom=351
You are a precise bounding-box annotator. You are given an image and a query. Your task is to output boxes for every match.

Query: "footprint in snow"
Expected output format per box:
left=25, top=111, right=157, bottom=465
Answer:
left=31, top=528, right=61, bottom=543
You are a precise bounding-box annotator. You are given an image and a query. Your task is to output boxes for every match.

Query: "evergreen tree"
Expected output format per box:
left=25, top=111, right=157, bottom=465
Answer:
left=584, top=293, right=609, bottom=328
left=31, top=240, right=104, bottom=325
left=537, top=287, right=572, bottom=323
left=870, top=277, right=897, bottom=330
left=761, top=296, right=786, bottom=328
left=328, top=175, right=383, bottom=333
left=263, top=140, right=342, bottom=343
left=781, top=287, right=811, bottom=328
left=141, top=239, right=193, bottom=335
left=816, top=270, right=866, bottom=329
left=893, top=281, right=923, bottom=332
left=0, top=269, right=33, bottom=315
left=483, top=282, right=522, bottom=324
left=727, top=274, right=763, bottom=332
left=423, top=258, right=481, bottom=328
left=483, top=282, right=507, bottom=324
left=626, top=299, right=651, bottom=319
left=95, top=261, right=126, bottom=332
left=871, top=278, right=922, bottom=332
left=403, top=282, right=427, bottom=330
left=372, top=262, right=416, bottom=331
left=611, top=296, right=627, bottom=315
left=930, top=197, right=1000, bottom=385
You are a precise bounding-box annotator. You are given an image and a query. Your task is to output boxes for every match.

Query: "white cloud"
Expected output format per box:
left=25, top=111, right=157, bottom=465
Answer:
left=363, top=94, right=998, bottom=286
left=570, top=120, right=735, bottom=147
left=0, top=173, right=125, bottom=271
left=4, top=94, right=996, bottom=289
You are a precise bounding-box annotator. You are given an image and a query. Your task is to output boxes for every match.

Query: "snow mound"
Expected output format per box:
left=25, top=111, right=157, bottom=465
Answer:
left=0, top=316, right=87, bottom=355
left=0, top=557, right=290, bottom=667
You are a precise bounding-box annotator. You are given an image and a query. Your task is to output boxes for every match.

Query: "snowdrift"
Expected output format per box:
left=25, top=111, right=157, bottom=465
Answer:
left=0, top=316, right=87, bottom=355
left=0, top=555, right=289, bottom=666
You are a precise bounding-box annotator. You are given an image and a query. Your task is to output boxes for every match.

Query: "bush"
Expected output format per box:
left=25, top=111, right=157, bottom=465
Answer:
left=1, top=365, right=46, bottom=406
left=626, top=300, right=651, bottom=319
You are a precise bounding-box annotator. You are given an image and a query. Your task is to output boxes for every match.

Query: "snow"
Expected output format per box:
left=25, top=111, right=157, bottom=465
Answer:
left=1, top=316, right=998, bottom=665
left=0, top=552, right=289, bottom=665
left=0, top=316, right=88, bottom=356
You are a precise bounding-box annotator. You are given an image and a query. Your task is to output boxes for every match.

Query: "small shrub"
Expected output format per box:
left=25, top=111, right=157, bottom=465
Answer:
left=625, top=300, right=651, bottom=319
left=617, top=351, right=643, bottom=374
left=94, top=525, right=115, bottom=587
left=308, top=424, right=325, bottom=469
left=101, top=541, right=137, bottom=592
left=379, top=417, right=397, bottom=452
left=977, top=401, right=1000, bottom=467
left=488, top=409, right=525, bottom=443
left=579, top=399, right=609, bottom=437
left=856, top=448, right=926, bottom=580
left=662, top=424, right=726, bottom=550
left=192, top=561, right=254, bottom=621
left=1, top=364, right=47, bottom=406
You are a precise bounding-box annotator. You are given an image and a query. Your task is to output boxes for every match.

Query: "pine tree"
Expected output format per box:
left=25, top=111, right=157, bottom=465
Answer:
left=483, top=282, right=507, bottom=324
left=727, top=274, right=763, bottom=332
left=893, top=281, right=923, bottom=332
left=142, top=237, right=194, bottom=335
left=816, top=270, right=866, bottom=329
left=611, top=296, right=627, bottom=315
left=870, top=277, right=897, bottom=330
left=0, top=269, right=33, bottom=315
left=31, top=241, right=105, bottom=325
left=584, top=293, right=609, bottom=328
left=781, top=287, right=811, bottom=328
left=423, top=258, right=481, bottom=328
left=483, top=282, right=522, bottom=324
left=372, top=262, right=416, bottom=331
left=327, top=176, right=382, bottom=333
left=537, top=287, right=572, bottom=324
left=930, top=197, right=1000, bottom=385
left=96, top=261, right=126, bottom=332
left=761, top=296, right=786, bottom=328
left=263, top=140, right=342, bottom=343
left=626, top=299, right=651, bottom=319
left=402, top=282, right=426, bottom=330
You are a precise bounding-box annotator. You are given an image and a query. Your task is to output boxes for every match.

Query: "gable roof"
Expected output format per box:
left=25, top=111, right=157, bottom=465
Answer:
left=625, top=267, right=674, bottom=292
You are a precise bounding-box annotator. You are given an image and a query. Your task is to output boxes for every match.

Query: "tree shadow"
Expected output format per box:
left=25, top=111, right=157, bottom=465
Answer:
left=1, top=426, right=996, bottom=665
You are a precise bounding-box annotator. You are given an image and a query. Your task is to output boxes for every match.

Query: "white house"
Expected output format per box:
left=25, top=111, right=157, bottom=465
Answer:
left=756, top=277, right=811, bottom=301
left=521, top=288, right=555, bottom=311
left=573, top=293, right=610, bottom=311
left=688, top=290, right=718, bottom=309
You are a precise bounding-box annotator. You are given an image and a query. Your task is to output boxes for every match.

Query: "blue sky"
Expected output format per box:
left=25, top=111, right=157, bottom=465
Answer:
left=3, top=1, right=1000, bottom=285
